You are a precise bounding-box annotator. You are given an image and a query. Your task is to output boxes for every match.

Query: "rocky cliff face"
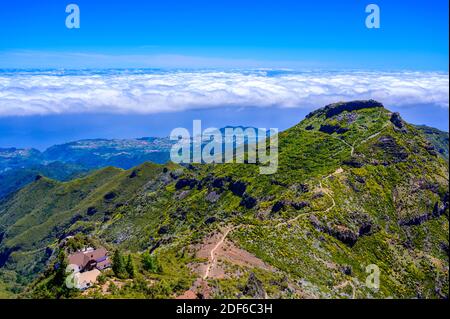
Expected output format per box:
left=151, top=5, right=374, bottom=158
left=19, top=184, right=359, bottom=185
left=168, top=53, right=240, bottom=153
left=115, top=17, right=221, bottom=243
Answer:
left=306, top=99, right=384, bottom=119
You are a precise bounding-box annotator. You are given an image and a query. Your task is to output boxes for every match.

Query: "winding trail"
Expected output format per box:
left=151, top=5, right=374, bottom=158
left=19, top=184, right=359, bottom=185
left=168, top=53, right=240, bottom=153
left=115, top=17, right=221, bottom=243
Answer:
left=331, top=122, right=390, bottom=157
left=275, top=168, right=341, bottom=229
left=201, top=125, right=391, bottom=276
left=357, top=122, right=389, bottom=146
left=202, top=226, right=234, bottom=279
left=177, top=122, right=394, bottom=298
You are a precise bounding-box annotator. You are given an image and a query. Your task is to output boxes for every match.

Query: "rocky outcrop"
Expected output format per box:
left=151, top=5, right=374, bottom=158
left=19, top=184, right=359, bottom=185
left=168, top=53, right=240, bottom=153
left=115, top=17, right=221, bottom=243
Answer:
left=170, top=208, right=187, bottom=221
left=240, top=194, right=257, bottom=209
left=337, top=112, right=358, bottom=124
left=201, top=176, right=234, bottom=193
left=375, top=136, right=409, bottom=162
left=290, top=183, right=309, bottom=193
left=342, top=159, right=364, bottom=168
left=204, top=217, right=217, bottom=225
left=306, top=100, right=384, bottom=119
left=243, top=273, right=266, bottom=299
left=329, top=226, right=359, bottom=247
left=291, top=201, right=309, bottom=210
left=149, top=240, right=163, bottom=254
left=271, top=201, right=285, bottom=213
left=271, top=200, right=309, bottom=213
left=128, top=169, right=139, bottom=178
left=400, top=213, right=429, bottom=227
left=69, top=214, right=82, bottom=225
left=158, top=225, right=169, bottom=235
left=212, top=177, right=231, bottom=189
left=390, top=112, right=406, bottom=130
left=205, top=191, right=221, bottom=203
left=339, top=265, right=352, bottom=276
left=310, top=212, right=375, bottom=247
left=103, top=191, right=117, bottom=201
left=399, top=198, right=448, bottom=227
left=319, top=124, right=349, bottom=134
left=175, top=178, right=198, bottom=190
left=229, top=181, right=247, bottom=197
left=0, top=247, right=19, bottom=268
left=423, top=143, right=438, bottom=157
left=358, top=222, right=373, bottom=236
left=169, top=171, right=180, bottom=180
left=86, top=207, right=97, bottom=216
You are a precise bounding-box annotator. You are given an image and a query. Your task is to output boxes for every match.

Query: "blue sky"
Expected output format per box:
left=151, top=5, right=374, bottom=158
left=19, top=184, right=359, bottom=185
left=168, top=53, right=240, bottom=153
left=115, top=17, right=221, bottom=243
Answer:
left=0, top=0, right=448, bottom=70
left=0, top=1, right=448, bottom=149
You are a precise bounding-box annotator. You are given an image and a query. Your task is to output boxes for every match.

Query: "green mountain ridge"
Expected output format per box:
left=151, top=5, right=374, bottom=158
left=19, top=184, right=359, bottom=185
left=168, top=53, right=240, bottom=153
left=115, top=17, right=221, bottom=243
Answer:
left=0, top=100, right=448, bottom=299
left=0, top=162, right=90, bottom=200
left=1, top=123, right=447, bottom=201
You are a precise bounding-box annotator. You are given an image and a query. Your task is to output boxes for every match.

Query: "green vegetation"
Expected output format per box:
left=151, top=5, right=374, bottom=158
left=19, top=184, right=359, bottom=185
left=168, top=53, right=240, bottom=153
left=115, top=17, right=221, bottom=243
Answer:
left=142, top=253, right=161, bottom=273
left=0, top=100, right=448, bottom=299
left=112, top=250, right=127, bottom=279
left=415, top=125, right=449, bottom=160
left=125, top=255, right=136, bottom=278
left=0, top=162, right=89, bottom=199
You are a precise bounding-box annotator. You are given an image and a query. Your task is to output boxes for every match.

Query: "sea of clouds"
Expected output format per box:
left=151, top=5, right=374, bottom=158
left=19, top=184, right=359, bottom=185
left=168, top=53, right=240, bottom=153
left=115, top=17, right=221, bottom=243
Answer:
left=0, top=69, right=448, bottom=116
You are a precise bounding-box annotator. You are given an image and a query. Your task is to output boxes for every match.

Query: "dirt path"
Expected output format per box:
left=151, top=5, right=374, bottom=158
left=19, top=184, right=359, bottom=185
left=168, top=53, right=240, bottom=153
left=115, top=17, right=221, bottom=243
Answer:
left=331, top=122, right=389, bottom=157
left=202, top=226, right=234, bottom=279
left=330, top=135, right=355, bottom=156
left=184, top=124, right=391, bottom=295
left=357, top=122, right=389, bottom=146
left=275, top=167, right=342, bottom=229
left=177, top=224, right=272, bottom=298
left=343, top=139, right=355, bottom=156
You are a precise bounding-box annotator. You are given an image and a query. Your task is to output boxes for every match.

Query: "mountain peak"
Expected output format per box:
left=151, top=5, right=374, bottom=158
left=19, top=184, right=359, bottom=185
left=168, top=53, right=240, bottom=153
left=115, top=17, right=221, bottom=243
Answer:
left=306, top=99, right=384, bottom=119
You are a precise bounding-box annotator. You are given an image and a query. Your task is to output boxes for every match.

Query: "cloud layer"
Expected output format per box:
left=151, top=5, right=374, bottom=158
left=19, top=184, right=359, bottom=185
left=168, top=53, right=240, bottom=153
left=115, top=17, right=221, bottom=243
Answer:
left=0, top=69, right=448, bottom=116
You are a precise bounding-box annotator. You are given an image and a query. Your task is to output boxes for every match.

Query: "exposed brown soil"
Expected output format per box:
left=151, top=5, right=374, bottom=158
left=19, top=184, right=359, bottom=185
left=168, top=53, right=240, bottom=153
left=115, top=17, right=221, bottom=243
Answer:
left=192, top=227, right=274, bottom=280
left=176, top=226, right=275, bottom=299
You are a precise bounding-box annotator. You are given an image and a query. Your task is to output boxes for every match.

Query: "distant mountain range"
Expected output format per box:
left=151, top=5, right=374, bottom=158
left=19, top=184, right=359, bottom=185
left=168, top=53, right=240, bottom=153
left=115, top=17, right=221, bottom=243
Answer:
left=0, top=137, right=174, bottom=172
left=0, top=137, right=174, bottom=199
left=0, top=127, right=272, bottom=199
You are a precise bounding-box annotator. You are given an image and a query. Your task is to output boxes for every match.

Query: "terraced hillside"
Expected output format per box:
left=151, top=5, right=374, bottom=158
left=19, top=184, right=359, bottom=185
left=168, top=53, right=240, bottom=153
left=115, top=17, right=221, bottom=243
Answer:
left=0, top=100, right=448, bottom=299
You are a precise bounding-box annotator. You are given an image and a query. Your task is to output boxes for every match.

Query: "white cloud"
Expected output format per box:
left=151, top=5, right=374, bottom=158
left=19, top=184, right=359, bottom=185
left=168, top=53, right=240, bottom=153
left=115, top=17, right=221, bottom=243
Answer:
left=0, top=70, right=448, bottom=116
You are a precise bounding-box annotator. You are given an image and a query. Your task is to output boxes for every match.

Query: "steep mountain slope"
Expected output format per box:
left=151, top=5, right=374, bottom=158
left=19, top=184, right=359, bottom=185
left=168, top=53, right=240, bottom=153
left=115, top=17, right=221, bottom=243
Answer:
left=0, top=100, right=448, bottom=299
left=415, top=125, right=449, bottom=160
